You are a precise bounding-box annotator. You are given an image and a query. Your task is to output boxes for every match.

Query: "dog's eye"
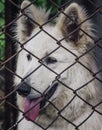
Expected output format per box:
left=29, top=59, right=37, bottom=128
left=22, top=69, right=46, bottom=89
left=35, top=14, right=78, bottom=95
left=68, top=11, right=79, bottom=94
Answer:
left=45, top=57, right=57, bottom=64
left=27, top=54, right=32, bottom=61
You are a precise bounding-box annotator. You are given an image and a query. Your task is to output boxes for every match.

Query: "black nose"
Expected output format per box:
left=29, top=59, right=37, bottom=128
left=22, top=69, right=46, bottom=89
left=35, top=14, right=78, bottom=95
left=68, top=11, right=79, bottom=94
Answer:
left=17, top=83, right=31, bottom=97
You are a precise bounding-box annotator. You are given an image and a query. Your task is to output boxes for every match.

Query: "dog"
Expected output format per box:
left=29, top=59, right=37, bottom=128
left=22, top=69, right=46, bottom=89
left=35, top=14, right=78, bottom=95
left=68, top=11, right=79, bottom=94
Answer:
left=14, top=0, right=102, bottom=130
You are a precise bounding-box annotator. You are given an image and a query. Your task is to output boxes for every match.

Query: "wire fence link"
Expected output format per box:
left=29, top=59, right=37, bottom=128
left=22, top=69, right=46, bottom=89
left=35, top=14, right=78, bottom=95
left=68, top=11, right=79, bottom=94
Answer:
left=0, top=0, right=102, bottom=130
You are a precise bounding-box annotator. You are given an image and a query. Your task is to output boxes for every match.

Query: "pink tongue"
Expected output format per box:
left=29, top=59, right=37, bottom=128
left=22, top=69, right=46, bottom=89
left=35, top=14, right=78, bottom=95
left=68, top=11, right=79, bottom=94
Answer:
left=24, top=98, right=41, bottom=121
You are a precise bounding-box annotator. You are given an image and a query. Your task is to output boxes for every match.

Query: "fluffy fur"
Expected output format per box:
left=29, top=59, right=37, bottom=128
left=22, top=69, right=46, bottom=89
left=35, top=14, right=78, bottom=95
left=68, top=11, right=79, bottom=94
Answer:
left=15, top=0, right=102, bottom=130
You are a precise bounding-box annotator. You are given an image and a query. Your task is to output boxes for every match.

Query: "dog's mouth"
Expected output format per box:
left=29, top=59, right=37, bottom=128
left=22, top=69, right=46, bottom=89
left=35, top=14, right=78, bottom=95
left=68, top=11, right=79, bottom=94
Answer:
left=23, top=82, right=58, bottom=121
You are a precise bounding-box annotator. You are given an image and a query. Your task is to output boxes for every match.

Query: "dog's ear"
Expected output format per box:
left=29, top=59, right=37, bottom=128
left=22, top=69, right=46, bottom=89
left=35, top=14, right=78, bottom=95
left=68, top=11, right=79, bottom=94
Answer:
left=17, top=0, right=49, bottom=41
left=57, top=3, right=93, bottom=47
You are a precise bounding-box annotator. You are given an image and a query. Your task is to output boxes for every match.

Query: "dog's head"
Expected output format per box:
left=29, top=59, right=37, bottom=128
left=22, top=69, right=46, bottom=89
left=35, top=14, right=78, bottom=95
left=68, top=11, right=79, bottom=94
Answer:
left=15, top=0, right=95, bottom=127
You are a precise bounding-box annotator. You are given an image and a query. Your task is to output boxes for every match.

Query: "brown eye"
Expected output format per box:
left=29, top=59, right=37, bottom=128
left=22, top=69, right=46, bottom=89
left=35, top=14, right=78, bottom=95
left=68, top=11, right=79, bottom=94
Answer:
left=45, top=57, right=57, bottom=64
left=27, top=54, right=32, bottom=61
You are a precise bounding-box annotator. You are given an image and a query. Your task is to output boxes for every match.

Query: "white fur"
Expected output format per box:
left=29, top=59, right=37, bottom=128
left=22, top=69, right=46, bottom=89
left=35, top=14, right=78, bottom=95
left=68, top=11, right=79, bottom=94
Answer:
left=15, top=1, right=102, bottom=130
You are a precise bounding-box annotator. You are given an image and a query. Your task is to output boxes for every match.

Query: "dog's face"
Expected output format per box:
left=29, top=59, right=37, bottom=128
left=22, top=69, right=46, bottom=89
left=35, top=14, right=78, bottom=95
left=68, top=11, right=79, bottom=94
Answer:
left=15, top=0, right=94, bottom=127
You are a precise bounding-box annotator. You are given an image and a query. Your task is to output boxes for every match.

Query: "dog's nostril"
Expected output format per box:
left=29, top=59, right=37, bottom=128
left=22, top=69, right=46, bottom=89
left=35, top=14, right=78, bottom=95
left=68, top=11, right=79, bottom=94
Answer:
left=17, top=83, right=31, bottom=97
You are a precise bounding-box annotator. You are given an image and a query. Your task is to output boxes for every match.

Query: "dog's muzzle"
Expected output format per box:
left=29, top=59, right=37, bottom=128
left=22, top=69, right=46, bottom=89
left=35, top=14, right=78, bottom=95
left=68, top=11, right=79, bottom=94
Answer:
left=17, top=82, right=58, bottom=107
left=17, top=81, right=58, bottom=101
left=17, top=81, right=58, bottom=121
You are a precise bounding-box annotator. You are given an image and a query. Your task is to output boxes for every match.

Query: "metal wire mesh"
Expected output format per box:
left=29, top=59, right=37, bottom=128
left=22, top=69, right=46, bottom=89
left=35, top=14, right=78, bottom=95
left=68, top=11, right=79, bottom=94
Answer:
left=0, top=0, right=102, bottom=130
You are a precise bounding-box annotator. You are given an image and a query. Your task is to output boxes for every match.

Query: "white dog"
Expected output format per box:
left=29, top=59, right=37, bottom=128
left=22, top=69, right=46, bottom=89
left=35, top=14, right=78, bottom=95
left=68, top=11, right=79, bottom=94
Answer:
left=15, top=0, right=102, bottom=130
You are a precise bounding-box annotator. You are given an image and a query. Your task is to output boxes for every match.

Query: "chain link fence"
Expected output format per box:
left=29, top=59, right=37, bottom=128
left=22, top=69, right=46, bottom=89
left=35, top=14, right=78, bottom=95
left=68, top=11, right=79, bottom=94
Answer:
left=0, top=0, right=102, bottom=130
